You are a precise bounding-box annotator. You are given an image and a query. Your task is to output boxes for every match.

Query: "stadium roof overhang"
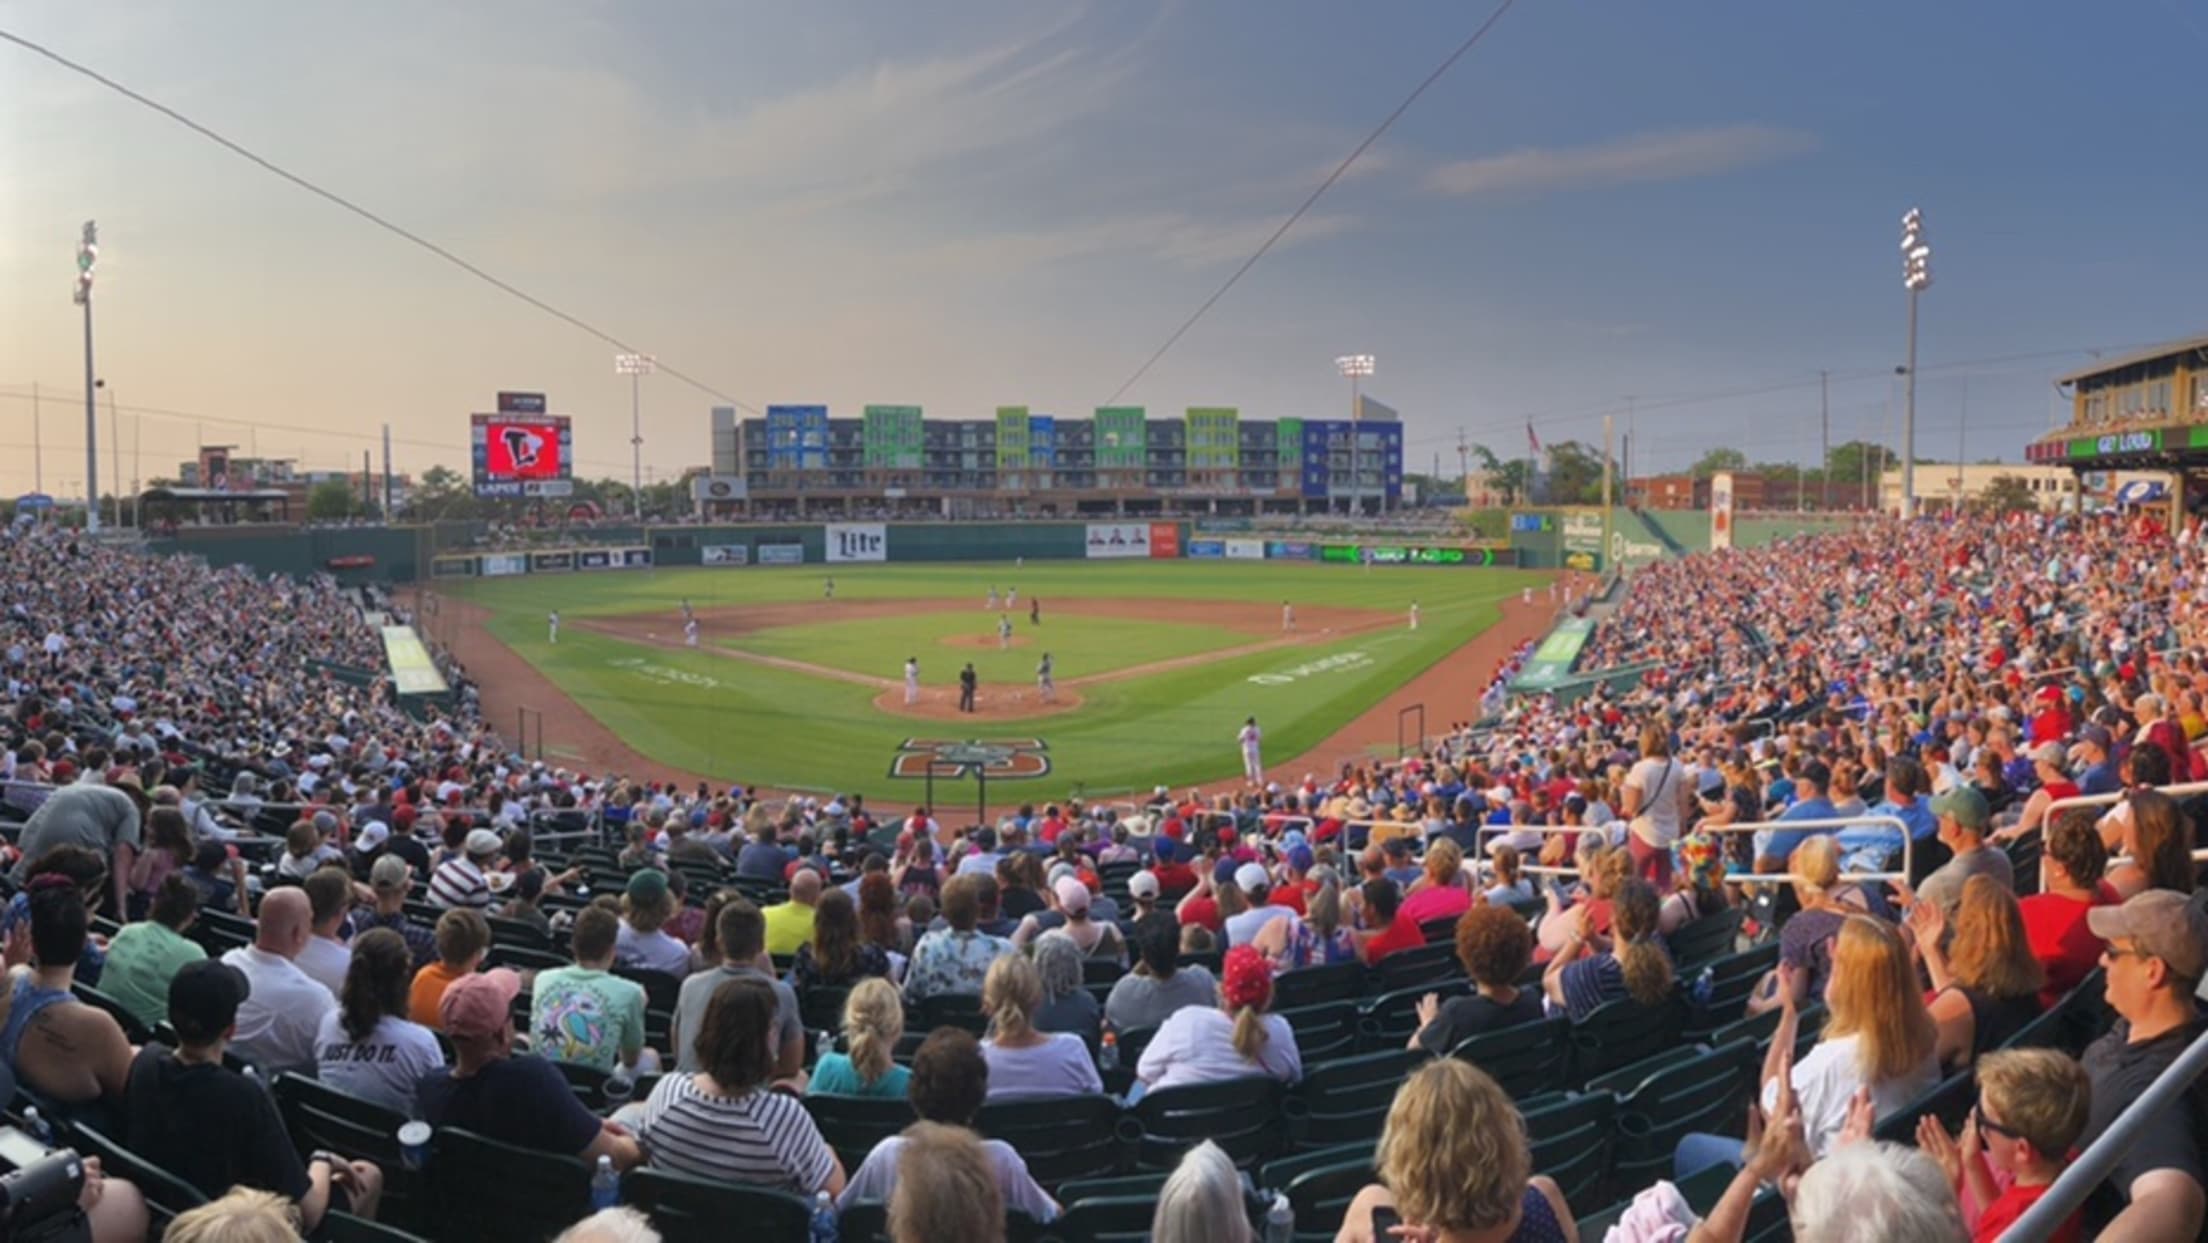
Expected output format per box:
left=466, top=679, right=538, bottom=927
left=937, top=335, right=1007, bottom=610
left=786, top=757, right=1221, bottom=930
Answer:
left=2023, top=422, right=2208, bottom=473
left=140, top=487, right=293, bottom=503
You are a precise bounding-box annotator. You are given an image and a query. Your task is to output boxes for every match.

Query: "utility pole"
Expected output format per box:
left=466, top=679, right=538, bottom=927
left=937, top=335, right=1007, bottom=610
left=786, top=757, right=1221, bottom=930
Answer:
left=31, top=382, right=43, bottom=493
left=1900, top=208, right=1932, bottom=520
left=1955, top=377, right=1968, bottom=513
left=382, top=424, right=394, bottom=517
left=1819, top=370, right=1829, bottom=511
left=1455, top=427, right=1470, bottom=503
left=1602, top=414, right=1615, bottom=570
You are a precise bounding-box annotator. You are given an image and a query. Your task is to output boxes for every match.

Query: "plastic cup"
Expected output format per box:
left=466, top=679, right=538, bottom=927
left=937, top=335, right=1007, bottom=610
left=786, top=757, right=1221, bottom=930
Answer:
left=398, top=1121, right=431, bottom=1171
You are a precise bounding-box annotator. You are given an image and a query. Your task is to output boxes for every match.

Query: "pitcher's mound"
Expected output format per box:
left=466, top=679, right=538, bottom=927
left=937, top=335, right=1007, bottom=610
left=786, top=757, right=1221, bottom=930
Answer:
left=942, top=634, right=1030, bottom=651
left=875, top=684, right=1084, bottom=721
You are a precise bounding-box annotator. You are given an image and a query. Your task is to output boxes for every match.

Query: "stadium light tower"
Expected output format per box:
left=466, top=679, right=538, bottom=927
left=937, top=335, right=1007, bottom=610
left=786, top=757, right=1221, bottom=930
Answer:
left=1899, top=208, right=1932, bottom=521
left=74, top=221, right=100, bottom=533
left=1336, top=354, right=1375, bottom=515
left=614, top=352, right=655, bottom=518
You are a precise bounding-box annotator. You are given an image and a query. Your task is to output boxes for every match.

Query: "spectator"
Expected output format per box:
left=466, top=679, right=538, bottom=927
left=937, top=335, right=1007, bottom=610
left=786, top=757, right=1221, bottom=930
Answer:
left=1990, top=744, right=2079, bottom=846
left=125, top=805, right=193, bottom=921
left=1658, top=830, right=1727, bottom=936
left=613, top=869, right=692, bottom=978
left=497, top=867, right=551, bottom=936
left=555, top=1207, right=663, bottom=1243
left=532, top=905, right=651, bottom=1074
left=1910, top=787, right=2013, bottom=918
left=2074, top=726, right=2120, bottom=797
left=904, top=874, right=1012, bottom=1003
left=672, top=897, right=802, bottom=1081
left=1914, top=1047, right=2092, bottom=1242
left=1621, top=721, right=1688, bottom=885
left=1012, top=876, right=1123, bottom=962
left=857, top=871, right=912, bottom=960
left=8, top=779, right=141, bottom=917
left=1786, top=1142, right=1966, bottom=1243
left=420, top=968, right=642, bottom=1168
left=2076, top=890, right=2208, bottom=1237
left=889, top=1123, right=1003, bottom=1243
left=1912, top=875, right=2045, bottom=1068
left=0, top=874, right=134, bottom=1126
left=1252, top=866, right=1359, bottom=970
left=978, top=952, right=1101, bottom=1101
left=2018, top=809, right=2111, bottom=1008
left=220, top=887, right=337, bottom=1076
left=1335, top=1060, right=1573, bottom=1243
left=764, top=867, right=824, bottom=959
left=1398, top=838, right=1472, bottom=928
left=1543, top=877, right=1672, bottom=1022
left=295, top=866, right=357, bottom=997
left=1, top=845, right=114, bottom=984
left=1151, top=1141, right=1252, bottom=1243
left=408, top=907, right=489, bottom=1030
left=427, top=828, right=501, bottom=911
left=127, top=959, right=383, bottom=1232
left=1483, top=843, right=1534, bottom=907
left=1030, top=930, right=1102, bottom=1057
left=354, top=853, right=436, bottom=971
left=807, top=977, right=908, bottom=1098
left=634, top=974, right=843, bottom=1194
left=1105, top=912, right=1218, bottom=1033
left=1137, top=944, right=1300, bottom=1092
left=99, top=873, right=205, bottom=1031
left=313, top=927, right=442, bottom=1114
left=1750, top=835, right=1864, bottom=1015
left=1357, top=878, right=1424, bottom=965
left=163, top=1189, right=302, bottom=1243
left=1755, top=759, right=1839, bottom=872
left=1223, top=862, right=1292, bottom=947
left=1410, top=904, right=1542, bottom=1054
left=790, top=888, right=890, bottom=992
left=837, top=1028, right=1057, bottom=1221
left=2105, top=788, right=2195, bottom=899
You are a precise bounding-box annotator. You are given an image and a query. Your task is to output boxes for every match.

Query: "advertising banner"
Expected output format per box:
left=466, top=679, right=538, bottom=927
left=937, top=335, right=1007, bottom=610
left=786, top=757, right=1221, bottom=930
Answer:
left=620, top=548, right=653, bottom=568
left=379, top=626, right=450, bottom=696
left=1225, top=538, right=1265, bottom=560
left=1317, top=544, right=1517, bottom=566
left=826, top=523, right=888, bottom=563
left=758, top=543, right=805, bottom=566
left=1148, top=522, right=1181, bottom=559
left=481, top=554, right=528, bottom=577
left=1564, top=550, right=1603, bottom=572
left=529, top=551, right=575, bottom=573
left=691, top=475, right=748, bottom=502
left=702, top=545, right=750, bottom=566
left=326, top=555, right=376, bottom=570
left=1561, top=511, right=1604, bottom=553
left=1187, top=539, right=1226, bottom=559
left=430, top=555, right=478, bottom=579
left=1085, top=522, right=1151, bottom=558
left=1709, top=471, right=1735, bottom=551
left=577, top=549, right=615, bottom=570
left=1266, top=540, right=1315, bottom=560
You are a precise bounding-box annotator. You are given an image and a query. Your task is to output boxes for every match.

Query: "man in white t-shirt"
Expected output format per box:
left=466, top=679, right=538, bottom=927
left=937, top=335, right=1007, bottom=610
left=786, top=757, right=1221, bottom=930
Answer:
left=219, top=889, right=339, bottom=1076
left=293, top=867, right=358, bottom=997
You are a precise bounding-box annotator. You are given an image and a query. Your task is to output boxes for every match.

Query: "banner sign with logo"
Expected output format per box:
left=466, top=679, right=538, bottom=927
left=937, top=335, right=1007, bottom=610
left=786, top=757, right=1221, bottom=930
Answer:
left=1318, top=544, right=1518, bottom=567
left=702, top=545, right=750, bottom=566
left=1187, top=539, right=1225, bottom=559
left=1148, top=522, right=1181, bottom=559
left=1710, top=471, right=1735, bottom=551
left=577, top=549, right=615, bottom=570
left=826, top=523, right=888, bottom=563
left=1225, top=538, right=1265, bottom=560
left=1266, top=540, right=1315, bottom=560
left=529, top=551, right=575, bottom=573
left=691, top=475, right=748, bottom=502
left=431, top=555, right=478, bottom=578
left=758, top=543, right=805, bottom=566
left=620, top=548, right=652, bottom=568
left=1085, top=522, right=1151, bottom=559
left=481, top=554, right=528, bottom=577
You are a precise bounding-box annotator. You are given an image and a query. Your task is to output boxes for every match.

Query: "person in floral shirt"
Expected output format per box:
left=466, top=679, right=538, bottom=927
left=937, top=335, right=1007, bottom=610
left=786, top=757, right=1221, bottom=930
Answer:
left=902, top=873, right=1011, bottom=1003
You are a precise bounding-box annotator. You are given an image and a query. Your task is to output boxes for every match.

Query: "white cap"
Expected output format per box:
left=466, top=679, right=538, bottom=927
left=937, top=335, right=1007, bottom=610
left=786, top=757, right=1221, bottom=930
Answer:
left=353, top=822, right=390, bottom=853
left=1233, top=862, right=1269, bottom=892
left=1128, top=871, right=1160, bottom=899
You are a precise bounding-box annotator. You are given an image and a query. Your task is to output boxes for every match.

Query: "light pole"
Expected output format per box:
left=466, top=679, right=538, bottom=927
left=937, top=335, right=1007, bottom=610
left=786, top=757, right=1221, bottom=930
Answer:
left=614, top=352, right=655, bottom=518
left=1900, top=208, right=1932, bottom=520
left=74, top=221, right=99, bottom=533
left=1335, top=354, right=1374, bottom=515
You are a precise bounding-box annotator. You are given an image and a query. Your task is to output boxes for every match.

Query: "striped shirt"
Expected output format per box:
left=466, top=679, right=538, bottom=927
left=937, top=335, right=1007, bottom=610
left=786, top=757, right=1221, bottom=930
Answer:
left=428, top=857, right=490, bottom=910
left=636, top=1073, right=836, bottom=1194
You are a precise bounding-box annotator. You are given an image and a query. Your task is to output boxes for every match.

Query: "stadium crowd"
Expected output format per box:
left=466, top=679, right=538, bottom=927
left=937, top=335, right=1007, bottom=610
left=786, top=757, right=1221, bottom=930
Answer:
left=0, top=508, right=2202, bottom=1241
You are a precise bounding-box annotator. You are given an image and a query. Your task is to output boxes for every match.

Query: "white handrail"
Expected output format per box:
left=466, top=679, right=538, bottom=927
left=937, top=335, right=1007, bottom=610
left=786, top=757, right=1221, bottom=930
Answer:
left=1691, top=814, right=1915, bottom=886
left=2033, top=781, right=2208, bottom=885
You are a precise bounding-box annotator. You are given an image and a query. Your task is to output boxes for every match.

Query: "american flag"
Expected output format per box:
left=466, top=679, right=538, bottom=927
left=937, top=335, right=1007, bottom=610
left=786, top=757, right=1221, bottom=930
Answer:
left=1525, top=422, right=1543, bottom=457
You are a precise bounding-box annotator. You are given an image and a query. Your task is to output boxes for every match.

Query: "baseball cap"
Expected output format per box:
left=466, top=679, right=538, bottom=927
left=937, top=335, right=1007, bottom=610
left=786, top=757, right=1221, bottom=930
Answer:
left=626, top=868, right=669, bottom=905
left=464, top=829, right=502, bottom=858
left=1212, top=857, right=1240, bottom=885
left=2088, top=890, right=2208, bottom=981
left=1053, top=876, right=1091, bottom=913
left=1128, top=871, right=1160, bottom=899
left=370, top=853, right=412, bottom=892
left=168, top=959, right=250, bottom=1044
left=1929, top=786, right=1990, bottom=829
left=2031, top=742, right=2068, bottom=767
left=353, top=822, right=390, bottom=853
left=2081, top=725, right=2114, bottom=752
left=1286, top=843, right=1314, bottom=872
left=1234, top=862, right=1269, bottom=892
left=1153, top=837, right=1178, bottom=864
left=440, top=969, right=522, bottom=1040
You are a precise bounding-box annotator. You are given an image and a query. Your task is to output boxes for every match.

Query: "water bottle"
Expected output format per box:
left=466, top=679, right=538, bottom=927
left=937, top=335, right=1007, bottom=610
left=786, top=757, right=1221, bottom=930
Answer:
left=1262, top=1192, right=1293, bottom=1243
left=21, top=1108, right=50, bottom=1145
left=1097, top=1029, right=1119, bottom=1072
left=590, top=1154, right=619, bottom=1211
left=811, top=1189, right=838, bottom=1242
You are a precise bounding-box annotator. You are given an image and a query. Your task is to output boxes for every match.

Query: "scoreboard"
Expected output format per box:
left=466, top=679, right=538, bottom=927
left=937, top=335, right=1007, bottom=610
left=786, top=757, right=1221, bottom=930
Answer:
left=471, top=413, right=574, bottom=498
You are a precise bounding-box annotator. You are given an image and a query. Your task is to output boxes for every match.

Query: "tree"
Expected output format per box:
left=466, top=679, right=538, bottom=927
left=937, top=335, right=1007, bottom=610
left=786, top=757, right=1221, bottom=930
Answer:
left=306, top=481, right=356, bottom=521
left=1468, top=445, right=1532, bottom=505
left=1688, top=447, right=1748, bottom=478
left=1544, top=441, right=1613, bottom=506
left=1978, top=474, right=2038, bottom=515
left=1825, top=440, right=1894, bottom=488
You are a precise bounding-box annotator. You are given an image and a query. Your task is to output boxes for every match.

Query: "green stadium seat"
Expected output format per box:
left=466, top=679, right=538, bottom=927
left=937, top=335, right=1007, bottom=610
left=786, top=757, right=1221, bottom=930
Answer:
left=1259, top=1143, right=1373, bottom=1243
left=1450, top=1016, right=1570, bottom=1102
left=67, top=1123, right=208, bottom=1232
left=310, top=1212, right=432, bottom=1243
left=273, top=1072, right=427, bottom=1232
left=1357, top=979, right=1470, bottom=1052
left=426, top=1128, right=591, bottom=1243
left=1280, top=1001, right=1362, bottom=1063
left=1569, top=992, right=1687, bottom=1086
left=1606, top=1039, right=1759, bottom=1204
left=1522, top=1091, right=1615, bottom=1213
left=622, top=1168, right=812, bottom=1243
left=1270, top=961, right=1366, bottom=1010
left=1373, top=942, right=1461, bottom=993
left=978, top=1094, right=1134, bottom=1188
left=1132, top=1076, right=1286, bottom=1170
left=1873, top=1069, right=1976, bottom=1144
left=1284, top=1048, right=1423, bottom=1150
left=1664, top=908, right=1743, bottom=971
left=802, top=1093, right=917, bottom=1174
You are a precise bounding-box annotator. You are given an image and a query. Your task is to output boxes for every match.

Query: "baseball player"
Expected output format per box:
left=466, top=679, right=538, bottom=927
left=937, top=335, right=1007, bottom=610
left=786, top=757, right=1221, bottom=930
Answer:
left=997, top=614, right=1013, bottom=650
left=1409, top=601, right=1420, bottom=631
left=1238, top=716, right=1264, bottom=783
left=986, top=586, right=1000, bottom=610
left=1007, top=586, right=1018, bottom=608
left=683, top=617, right=700, bottom=647
left=904, top=657, right=920, bottom=705
left=1036, top=652, right=1055, bottom=702
left=1522, top=586, right=1533, bottom=605
left=1281, top=601, right=1295, bottom=633
left=680, top=598, right=694, bottom=623
left=824, top=576, right=836, bottom=600
left=1029, top=597, right=1040, bottom=626
left=547, top=611, right=560, bottom=644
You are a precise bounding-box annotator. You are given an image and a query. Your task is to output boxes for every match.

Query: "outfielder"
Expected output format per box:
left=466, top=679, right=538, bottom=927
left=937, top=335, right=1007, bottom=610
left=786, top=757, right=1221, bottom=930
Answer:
left=997, top=614, right=1013, bottom=650
left=1409, top=601, right=1421, bottom=631
left=683, top=617, right=700, bottom=647
left=824, top=576, right=836, bottom=600
left=1007, top=586, right=1018, bottom=608
left=1037, top=652, right=1055, bottom=702
left=903, top=657, right=920, bottom=705
left=547, top=611, right=560, bottom=644
left=986, top=586, right=1000, bottom=610
left=1238, top=716, right=1263, bottom=783
left=680, top=598, right=694, bottom=622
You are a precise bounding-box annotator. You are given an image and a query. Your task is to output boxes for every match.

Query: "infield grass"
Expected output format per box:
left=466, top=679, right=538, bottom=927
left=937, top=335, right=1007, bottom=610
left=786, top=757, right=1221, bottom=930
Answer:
left=448, top=561, right=1546, bottom=800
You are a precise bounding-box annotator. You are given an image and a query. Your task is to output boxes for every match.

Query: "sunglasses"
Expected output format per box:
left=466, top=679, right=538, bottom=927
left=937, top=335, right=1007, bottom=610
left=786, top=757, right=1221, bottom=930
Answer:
left=1971, top=1105, right=2022, bottom=1143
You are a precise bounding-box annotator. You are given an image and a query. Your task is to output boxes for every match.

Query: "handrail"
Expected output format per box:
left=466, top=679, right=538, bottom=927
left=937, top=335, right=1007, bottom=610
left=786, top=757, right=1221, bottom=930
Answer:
left=2035, top=781, right=2208, bottom=883
left=2000, top=1025, right=2208, bottom=1240
left=1693, top=814, right=1915, bottom=886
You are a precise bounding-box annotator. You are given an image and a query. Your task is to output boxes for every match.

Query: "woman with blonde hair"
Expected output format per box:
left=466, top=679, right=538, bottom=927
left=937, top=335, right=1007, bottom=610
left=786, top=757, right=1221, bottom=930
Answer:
left=977, top=952, right=1100, bottom=1101
left=1138, top=944, right=1301, bottom=1092
left=1909, top=874, right=2044, bottom=1067
left=1535, top=838, right=1624, bottom=958
left=807, top=977, right=910, bottom=1099
left=1334, top=1060, right=1575, bottom=1243
left=1399, top=838, right=1472, bottom=926
left=1747, top=834, right=1861, bottom=1015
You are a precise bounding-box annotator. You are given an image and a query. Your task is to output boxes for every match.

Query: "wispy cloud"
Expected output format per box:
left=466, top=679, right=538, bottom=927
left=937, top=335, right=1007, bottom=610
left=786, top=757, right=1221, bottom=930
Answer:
left=1424, top=124, right=1815, bottom=196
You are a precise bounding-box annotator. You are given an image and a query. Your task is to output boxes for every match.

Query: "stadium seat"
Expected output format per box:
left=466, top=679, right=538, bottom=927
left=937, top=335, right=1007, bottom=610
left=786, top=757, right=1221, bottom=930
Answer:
left=1522, top=1090, right=1616, bottom=1213
left=427, top=1128, right=592, bottom=1243
left=1872, top=1069, right=1976, bottom=1144
left=67, top=1123, right=208, bottom=1232
left=916, top=992, right=989, bottom=1034
left=621, top=1168, right=812, bottom=1243
left=837, top=1201, right=1047, bottom=1243
left=1681, top=944, right=1778, bottom=1042
left=1284, top=1048, right=1422, bottom=1150
left=612, top=966, right=684, bottom=1015
left=977, top=1094, right=1134, bottom=1187
left=1372, top=942, right=1460, bottom=993
left=1416, top=915, right=1459, bottom=944
left=1603, top=1039, right=1759, bottom=1204
left=1113, top=1021, right=1161, bottom=1065
left=1050, top=1193, right=1164, bottom=1243
left=1131, top=1076, right=1286, bottom=1170
left=1568, top=992, right=1687, bottom=1086
left=1664, top=908, right=1744, bottom=971
left=273, top=1072, right=426, bottom=1230
left=1279, top=1001, right=1361, bottom=1063
left=485, top=915, right=551, bottom=950
left=803, top=1093, right=918, bottom=1173
left=1270, top=961, right=1366, bottom=1010
left=311, top=1212, right=432, bottom=1243
left=1450, top=1016, right=1570, bottom=1101
left=1259, top=1143, right=1373, bottom=1243
left=70, top=982, right=154, bottom=1044
left=1356, top=979, right=1470, bottom=1051
left=799, top=984, right=852, bottom=1035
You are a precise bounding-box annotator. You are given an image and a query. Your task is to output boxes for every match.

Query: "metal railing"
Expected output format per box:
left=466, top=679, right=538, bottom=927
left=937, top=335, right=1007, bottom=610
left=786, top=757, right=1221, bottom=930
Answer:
left=2031, top=782, right=2208, bottom=882
left=1696, top=814, right=1915, bottom=886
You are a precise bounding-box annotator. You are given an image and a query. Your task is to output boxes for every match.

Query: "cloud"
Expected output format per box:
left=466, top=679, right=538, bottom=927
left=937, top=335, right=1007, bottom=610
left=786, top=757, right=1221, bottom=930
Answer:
left=1423, top=124, right=1815, bottom=196
left=894, top=210, right=1358, bottom=275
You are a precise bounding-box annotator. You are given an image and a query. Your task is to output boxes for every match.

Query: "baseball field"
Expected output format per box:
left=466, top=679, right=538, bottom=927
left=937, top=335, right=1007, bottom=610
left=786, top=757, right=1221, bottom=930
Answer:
left=431, top=560, right=1553, bottom=803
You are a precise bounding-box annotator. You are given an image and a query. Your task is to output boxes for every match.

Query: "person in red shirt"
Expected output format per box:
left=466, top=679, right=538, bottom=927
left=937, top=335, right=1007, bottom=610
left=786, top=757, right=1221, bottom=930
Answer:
left=1175, top=857, right=1232, bottom=933
left=1148, top=837, right=1197, bottom=901
left=1358, top=879, right=1425, bottom=965
left=1915, top=1048, right=2092, bottom=1243
left=1267, top=843, right=1317, bottom=915
left=1036, top=805, right=1069, bottom=845
left=2017, top=811, right=2110, bottom=1009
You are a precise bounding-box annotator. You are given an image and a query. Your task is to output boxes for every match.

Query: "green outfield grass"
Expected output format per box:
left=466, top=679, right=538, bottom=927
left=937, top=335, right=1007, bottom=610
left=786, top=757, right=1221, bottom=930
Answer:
left=449, top=560, right=1546, bottom=800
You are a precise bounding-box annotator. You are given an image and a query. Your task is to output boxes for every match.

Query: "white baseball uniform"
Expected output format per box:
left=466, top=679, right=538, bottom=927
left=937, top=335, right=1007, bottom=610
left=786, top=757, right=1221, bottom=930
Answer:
left=1409, top=603, right=1420, bottom=631
left=548, top=612, right=560, bottom=644
left=684, top=619, right=700, bottom=647
left=904, top=660, right=920, bottom=705
left=1282, top=604, right=1295, bottom=632
left=1238, top=722, right=1263, bottom=783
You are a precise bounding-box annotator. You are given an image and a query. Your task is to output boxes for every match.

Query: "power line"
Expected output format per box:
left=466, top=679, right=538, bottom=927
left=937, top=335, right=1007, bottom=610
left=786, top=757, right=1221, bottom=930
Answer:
left=1102, top=0, right=1516, bottom=404
left=0, top=27, right=758, bottom=416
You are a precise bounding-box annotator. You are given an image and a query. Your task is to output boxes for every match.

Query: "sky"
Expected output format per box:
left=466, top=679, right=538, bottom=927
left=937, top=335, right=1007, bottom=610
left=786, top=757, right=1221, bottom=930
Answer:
left=5, top=0, right=2207, bottom=501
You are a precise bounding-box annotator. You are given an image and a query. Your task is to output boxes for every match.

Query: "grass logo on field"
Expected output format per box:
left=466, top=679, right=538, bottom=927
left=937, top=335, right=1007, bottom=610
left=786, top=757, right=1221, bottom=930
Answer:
left=1247, top=651, right=1371, bottom=686
left=889, top=738, right=1051, bottom=780
left=608, top=655, right=720, bottom=690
